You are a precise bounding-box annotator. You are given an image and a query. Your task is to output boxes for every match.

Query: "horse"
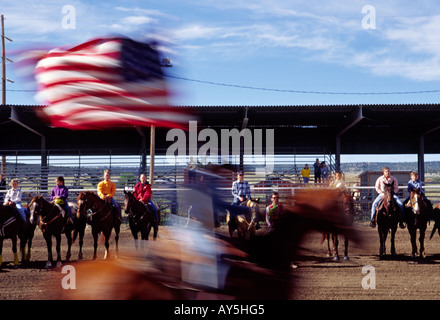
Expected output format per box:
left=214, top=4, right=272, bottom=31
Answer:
left=60, top=188, right=359, bottom=300
left=430, top=202, right=440, bottom=240
left=226, top=198, right=260, bottom=240
left=76, top=191, right=121, bottom=260
left=404, top=188, right=431, bottom=258
left=322, top=189, right=355, bottom=260
left=376, top=183, right=400, bottom=258
left=28, top=195, right=75, bottom=268
left=123, top=190, right=159, bottom=248
left=0, top=205, right=21, bottom=268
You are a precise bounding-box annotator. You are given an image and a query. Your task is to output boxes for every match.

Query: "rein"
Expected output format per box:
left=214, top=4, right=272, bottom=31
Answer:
left=127, top=198, right=148, bottom=224
left=86, top=199, right=112, bottom=222
left=38, top=201, right=64, bottom=230
left=0, top=216, right=16, bottom=237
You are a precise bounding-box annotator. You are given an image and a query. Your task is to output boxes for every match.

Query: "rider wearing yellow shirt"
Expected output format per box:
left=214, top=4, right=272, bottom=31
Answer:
left=97, top=170, right=121, bottom=221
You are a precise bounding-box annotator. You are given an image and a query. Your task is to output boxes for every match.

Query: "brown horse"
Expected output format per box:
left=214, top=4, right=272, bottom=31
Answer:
left=123, top=190, right=159, bottom=248
left=76, top=191, right=121, bottom=260
left=405, top=188, right=431, bottom=258
left=376, top=183, right=400, bottom=258
left=28, top=195, right=74, bottom=268
left=322, top=189, right=355, bottom=260
left=226, top=198, right=260, bottom=240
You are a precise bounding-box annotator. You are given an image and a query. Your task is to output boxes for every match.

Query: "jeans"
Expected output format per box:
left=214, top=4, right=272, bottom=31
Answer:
left=62, top=204, right=74, bottom=219
left=15, top=203, right=27, bottom=223
left=371, top=194, right=404, bottom=220
left=148, top=199, right=159, bottom=222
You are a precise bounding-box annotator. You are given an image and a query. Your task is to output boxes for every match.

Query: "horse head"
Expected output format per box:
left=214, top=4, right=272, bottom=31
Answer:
left=76, top=191, right=100, bottom=218
left=28, top=194, right=45, bottom=225
left=123, top=190, right=136, bottom=213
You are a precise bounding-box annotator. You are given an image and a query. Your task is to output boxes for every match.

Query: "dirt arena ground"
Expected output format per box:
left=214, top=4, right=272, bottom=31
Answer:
left=1, top=220, right=440, bottom=301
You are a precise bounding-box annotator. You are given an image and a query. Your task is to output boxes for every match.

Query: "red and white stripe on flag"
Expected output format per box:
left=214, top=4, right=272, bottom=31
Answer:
left=34, top=37, right=191, bottom=130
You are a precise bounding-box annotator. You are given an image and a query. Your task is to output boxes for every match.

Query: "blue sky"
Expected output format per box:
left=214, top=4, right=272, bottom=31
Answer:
left=2, top=0, right=440, bottom=108
left=2, top=1, right=440, bottom=165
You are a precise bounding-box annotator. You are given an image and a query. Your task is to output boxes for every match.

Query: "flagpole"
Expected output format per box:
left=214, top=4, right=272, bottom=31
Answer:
left=149, top=125, right=155, bottom=194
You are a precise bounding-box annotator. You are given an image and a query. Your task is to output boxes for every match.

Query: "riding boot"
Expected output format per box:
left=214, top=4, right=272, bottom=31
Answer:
left=370, top=212, right=377, bottom=228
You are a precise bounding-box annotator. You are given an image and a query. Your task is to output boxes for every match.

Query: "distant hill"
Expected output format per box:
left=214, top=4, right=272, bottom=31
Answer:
left=340, top=161, right=440, bottom=174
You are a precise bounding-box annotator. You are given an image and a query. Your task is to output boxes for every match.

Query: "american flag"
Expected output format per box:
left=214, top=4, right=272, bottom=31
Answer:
left=33, top=37, right=191, bottom=130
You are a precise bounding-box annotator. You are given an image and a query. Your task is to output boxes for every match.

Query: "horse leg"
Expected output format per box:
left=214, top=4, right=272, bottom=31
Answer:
left=409, top=227, right=418, bottom=258
left=19, top=234, right=26, bottom=263
left=0, top=238, right=3, bottom=269
left=103, top=231, right=110, bottom=260
left=78, top=228, right=85, bottom=260
left=114, top=225, right=120, bottom=259
left=65, top=231, right=72, bottom=262
left=332, top=234, right=339, bottom=261
left=379, top=229, right=386, bottom=257
left=390, top=227, right=397, bottom=256
left=11, top=235, right=19, bottom=267
left=419, top=227, right=426, bottom=258
left=55, top=234, right=62, bottom=267
left=26, top=229, right=35, bottom=262
left=92, top=231, right=98, bottom=260
left=45, top=235, right=53, bottom=269
left=153, top=221, right=158, bottom=240
left=322, top=233, right=331, bottom=257
left=132, top=229, right=139, bottom=250
left=344, top=236, right=349, bottom=260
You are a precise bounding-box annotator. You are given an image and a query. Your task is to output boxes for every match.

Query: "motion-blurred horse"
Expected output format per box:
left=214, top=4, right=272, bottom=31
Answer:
left=60, top=188, right=359, bottom=300
left=29, top=195, right=74, bottom=268
left=123, top=190, right=159, bottom=248
left=322, top=189, right=355, bottom=260
left=76, top=191, right=120, bottom=260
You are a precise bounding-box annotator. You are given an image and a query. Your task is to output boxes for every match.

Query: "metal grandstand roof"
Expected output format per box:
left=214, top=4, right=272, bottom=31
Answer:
left=1, top=103, right=440, bottom=155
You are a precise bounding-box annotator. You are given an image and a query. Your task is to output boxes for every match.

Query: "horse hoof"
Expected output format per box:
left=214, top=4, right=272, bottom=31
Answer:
left=333, top=255, right=340, bottom=261
left=56, top=261, right=63, bottom=268
left=45, top=261, right=52, bottom=269
left=344, top=256, right=350, bottom=260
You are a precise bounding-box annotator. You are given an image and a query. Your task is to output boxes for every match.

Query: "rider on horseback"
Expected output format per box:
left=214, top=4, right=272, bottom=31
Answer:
left=404, top=172, right=432, bottom=209
left=3, top=179, right=27, bottom=225
left=133, top=173, right=159, bottom=222
left=232, top=171, right=251, bottom=205
left=370, top=167, right=405, bottom=229
left=50, top=176, right=74, bottom=224
left=97, top=170, right=122, bottom=222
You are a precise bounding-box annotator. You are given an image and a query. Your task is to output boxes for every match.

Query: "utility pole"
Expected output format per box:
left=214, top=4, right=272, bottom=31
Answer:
left=1, top=14, right=13, bottom=106
left=1, top=14, right=12, bottom=176
left=1, top=14, right=6, bottom=105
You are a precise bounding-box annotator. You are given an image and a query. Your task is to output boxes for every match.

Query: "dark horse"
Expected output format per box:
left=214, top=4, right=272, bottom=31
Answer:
left=322, top=189, right=355, bottom=260
left=430, top=202, right=440, bottom=240
left=405, top=188, right=431, bottom=258
left=226, top=198, right=260, bottom=240
left=76, top=191, right=121, bottom=260
left=123, top=190, right=159, bottom=248
left=29, top=195, right=74, bottom=268
left=376, top=183, right=400, bottom=258
left=0, top=205, right=21, bottom=268
left=0, top=204, right=36, bottom=268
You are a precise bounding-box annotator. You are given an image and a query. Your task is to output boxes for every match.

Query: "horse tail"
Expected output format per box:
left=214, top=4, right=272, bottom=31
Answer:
left=72, top=228, right=78, bottom=244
